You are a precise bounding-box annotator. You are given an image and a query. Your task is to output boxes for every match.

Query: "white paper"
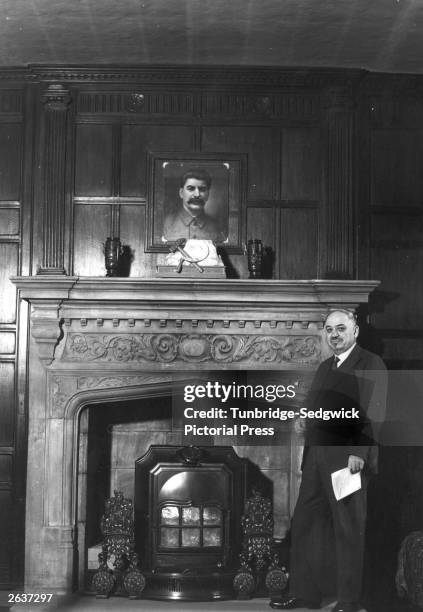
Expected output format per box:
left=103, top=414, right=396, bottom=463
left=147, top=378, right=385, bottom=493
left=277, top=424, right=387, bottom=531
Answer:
left=331, top=467, right=361, bottom=501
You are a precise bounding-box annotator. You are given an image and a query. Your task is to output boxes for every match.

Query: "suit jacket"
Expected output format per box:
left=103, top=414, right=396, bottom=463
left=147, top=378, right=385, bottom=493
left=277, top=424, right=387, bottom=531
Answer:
left=303, top=345, right=387, bottom=474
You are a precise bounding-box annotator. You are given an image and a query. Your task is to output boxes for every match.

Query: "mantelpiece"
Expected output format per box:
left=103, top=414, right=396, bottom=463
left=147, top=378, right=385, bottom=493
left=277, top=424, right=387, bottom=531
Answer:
left=11, top=277, right=379, bottom=597
left=14, top=277, right=378, bottom=367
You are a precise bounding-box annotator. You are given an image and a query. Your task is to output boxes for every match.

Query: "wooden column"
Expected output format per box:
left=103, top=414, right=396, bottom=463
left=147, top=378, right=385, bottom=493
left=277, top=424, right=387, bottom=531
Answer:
left=38, top=84, right=71, bottom=275
left=323, top=86, right=354, bottom=279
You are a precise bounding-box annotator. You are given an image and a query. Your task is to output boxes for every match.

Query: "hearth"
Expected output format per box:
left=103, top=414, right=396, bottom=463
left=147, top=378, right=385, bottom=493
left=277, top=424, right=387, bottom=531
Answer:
left=135, top=445, right=248, bottom=599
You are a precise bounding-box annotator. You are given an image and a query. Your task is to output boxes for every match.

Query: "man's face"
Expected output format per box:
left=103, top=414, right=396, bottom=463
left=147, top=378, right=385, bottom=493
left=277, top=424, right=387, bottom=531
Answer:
left=179, top=178, right=209, bottom=217
left=324, top=311, right=358, bottom=355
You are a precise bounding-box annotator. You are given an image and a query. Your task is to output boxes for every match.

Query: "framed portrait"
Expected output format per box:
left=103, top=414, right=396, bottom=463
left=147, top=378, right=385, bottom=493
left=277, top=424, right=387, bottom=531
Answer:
left=146, top=152, right=246, bottom=252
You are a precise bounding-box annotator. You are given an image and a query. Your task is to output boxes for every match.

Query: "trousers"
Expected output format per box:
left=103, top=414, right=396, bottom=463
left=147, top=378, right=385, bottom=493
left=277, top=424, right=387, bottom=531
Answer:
left=289, top=446, right=367, bottom=604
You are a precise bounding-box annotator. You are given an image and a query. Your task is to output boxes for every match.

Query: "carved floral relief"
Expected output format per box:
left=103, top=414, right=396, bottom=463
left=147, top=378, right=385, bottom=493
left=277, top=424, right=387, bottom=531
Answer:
left=63, top=333, right=321, bottom=366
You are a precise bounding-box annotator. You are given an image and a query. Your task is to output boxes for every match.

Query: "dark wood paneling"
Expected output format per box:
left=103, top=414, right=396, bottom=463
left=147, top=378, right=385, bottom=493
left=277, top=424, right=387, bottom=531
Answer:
left=381, top=336, right=423, bottom=366
left=201, top=126, right=277, bottom=200
left=0, top=124, right=22, bottom=201
left=0, top=208, right=19, bottom=235
left=371, top=210, right=423, bottom=243
left=247, top=206, right=275, bottom=244
left=75, top=124, right=113, bottom=196
left=0, top=88, right=25, bottom=586
left=279, top=207, right=318, bottom=279
left=0, top=362, right=14, bottom=446
left=370, top=212, right=423, bottom=329
left=372, top=129, right=423, bottom=206
left=73, top=204, right=111, bottom=276
left=119, top=204, right=151, bottom=276
left=370, top=247, right=423, bottom=329
left=0, top=454, right=12, bottom=484
left=281, top=127, right=321, bottom=200
left=0, top=491, right=13, bottom=582
left=0, top=243, right=18, bottom=323
left=121, top=125, right=195, bottom=197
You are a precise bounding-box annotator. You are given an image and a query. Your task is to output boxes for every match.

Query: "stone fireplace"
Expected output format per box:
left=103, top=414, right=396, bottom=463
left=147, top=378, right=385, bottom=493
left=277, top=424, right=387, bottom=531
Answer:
left=12, top=277, right=378, bottom=597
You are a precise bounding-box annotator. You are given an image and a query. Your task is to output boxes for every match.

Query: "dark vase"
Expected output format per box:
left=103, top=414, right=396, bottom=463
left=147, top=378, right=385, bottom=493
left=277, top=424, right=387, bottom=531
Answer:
left=247, top=239, right=263, bottom=279
left=104, top=237, right=122, bottom=277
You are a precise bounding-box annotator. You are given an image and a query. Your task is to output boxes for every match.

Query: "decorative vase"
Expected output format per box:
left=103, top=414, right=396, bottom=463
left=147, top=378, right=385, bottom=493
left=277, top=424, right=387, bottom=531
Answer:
left=247, top=239, right=263, bottom=279
left=104, top=237, right=122, bottom=277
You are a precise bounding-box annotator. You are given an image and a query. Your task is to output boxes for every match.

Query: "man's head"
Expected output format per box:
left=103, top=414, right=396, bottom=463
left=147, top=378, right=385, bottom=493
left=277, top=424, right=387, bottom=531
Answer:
left=179, top=169, right=212, bottom=217
left=324, top=309, right=359, bottom=355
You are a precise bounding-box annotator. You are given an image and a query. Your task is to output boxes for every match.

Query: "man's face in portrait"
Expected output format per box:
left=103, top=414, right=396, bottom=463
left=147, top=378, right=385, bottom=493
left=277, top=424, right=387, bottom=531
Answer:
left=179, top=178, right=210, bottom=217
left=324, top=311, right=358, bottom=355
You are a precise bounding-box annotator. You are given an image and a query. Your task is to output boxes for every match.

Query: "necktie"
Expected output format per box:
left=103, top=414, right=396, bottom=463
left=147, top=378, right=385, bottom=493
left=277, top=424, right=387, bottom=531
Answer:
left=332, top=356, right=340, bottom=369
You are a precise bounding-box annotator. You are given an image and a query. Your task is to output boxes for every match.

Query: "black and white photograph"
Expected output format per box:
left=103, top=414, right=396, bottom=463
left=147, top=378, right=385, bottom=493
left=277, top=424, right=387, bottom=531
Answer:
left=146, top=153, right=244, bottom=251
left=1, top=3, right=423, bottom=612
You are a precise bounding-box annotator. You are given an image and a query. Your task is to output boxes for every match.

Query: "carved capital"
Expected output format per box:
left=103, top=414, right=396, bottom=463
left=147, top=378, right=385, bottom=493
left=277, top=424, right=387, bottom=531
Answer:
left=30, top=302, right=62, bottom=366
left=31, top=319, right=62, bottom=365
left=42, top=84, right=71, bottom=111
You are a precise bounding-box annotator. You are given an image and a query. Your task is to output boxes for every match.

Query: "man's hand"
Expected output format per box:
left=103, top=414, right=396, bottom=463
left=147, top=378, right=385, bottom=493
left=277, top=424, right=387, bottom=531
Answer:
left=348, top=455, right=365, bottom=473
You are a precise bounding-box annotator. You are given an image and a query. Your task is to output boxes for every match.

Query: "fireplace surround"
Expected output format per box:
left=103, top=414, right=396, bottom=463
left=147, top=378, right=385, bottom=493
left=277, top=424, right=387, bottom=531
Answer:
left=11, top=276, right=379, bottom=598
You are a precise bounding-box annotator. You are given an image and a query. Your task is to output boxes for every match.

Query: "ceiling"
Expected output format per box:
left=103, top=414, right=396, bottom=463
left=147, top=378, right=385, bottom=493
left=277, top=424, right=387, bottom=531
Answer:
left=1, top=0, right=422, bottom=74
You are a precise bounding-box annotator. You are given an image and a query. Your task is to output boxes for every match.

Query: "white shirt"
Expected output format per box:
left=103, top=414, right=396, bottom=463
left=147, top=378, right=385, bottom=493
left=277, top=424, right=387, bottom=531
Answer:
left=335, top=342, right=357, bottom=367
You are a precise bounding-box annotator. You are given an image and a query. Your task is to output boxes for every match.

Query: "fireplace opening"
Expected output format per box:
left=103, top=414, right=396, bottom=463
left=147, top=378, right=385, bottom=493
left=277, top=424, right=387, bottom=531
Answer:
left=77, top=376, right=296, bottom=599
left=82, top=394, right=175, bottom=590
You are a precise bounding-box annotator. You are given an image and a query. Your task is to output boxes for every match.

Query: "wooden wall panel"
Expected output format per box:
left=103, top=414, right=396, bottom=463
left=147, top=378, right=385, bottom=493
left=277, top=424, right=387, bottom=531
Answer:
left=0, top=208, right=19, bottom=235
left=0, top=243, right=18, bottom=323
left=119, top=204, right=151, bottom=276
left=281, top=127, right=321, bottom=200
left=371, top=210, right=423, bottom=243
left=365, top=108, right=423, bottom=369
left=279, top=207, right=318, bottom=279
left=371, top=247, right=423, bottom=328
left=0, top=362, right=14, bottom=446
left=201, top=126, right=277, bottom=200
left=0, top=86, right=25, bottom=587
left=0, top=491, right=13, bottom=582
left=75, top=125, right=113, bottom=196
left=0, top=332, right=15, bottom=354
left=121, top=125, right=195, bottom=197
left=382, top=337, right=423, bottom=367
left=372, top=129, right=423, bottom=205
left=0, top=454, right=12, bottom=485
left=247, top=206, right=275, bottom=244
left=0, top=124, right=22, bottom=201
left=370, top=212, right=423, bottom=329
left=73, top=204, right=111, bottom=276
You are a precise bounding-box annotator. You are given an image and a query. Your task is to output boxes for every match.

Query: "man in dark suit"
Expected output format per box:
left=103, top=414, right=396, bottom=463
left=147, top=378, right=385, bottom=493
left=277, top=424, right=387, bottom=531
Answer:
left=278, top=310, right=387, bottom=612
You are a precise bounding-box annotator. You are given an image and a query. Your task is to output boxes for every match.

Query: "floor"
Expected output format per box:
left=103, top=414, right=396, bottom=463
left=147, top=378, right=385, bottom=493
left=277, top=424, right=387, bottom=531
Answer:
left=61, top=597, right=336, bottom=611
left=1, top=593, right=361, bottom=612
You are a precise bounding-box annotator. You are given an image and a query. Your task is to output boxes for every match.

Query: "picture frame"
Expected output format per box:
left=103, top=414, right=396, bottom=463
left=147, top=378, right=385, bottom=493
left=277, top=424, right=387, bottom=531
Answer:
left=146, top=152, right=246, bottom=252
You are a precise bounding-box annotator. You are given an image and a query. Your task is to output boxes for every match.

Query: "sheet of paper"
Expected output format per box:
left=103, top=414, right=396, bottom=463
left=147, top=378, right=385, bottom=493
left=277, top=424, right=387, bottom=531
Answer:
left=331, top=467, right=361, bottom=501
